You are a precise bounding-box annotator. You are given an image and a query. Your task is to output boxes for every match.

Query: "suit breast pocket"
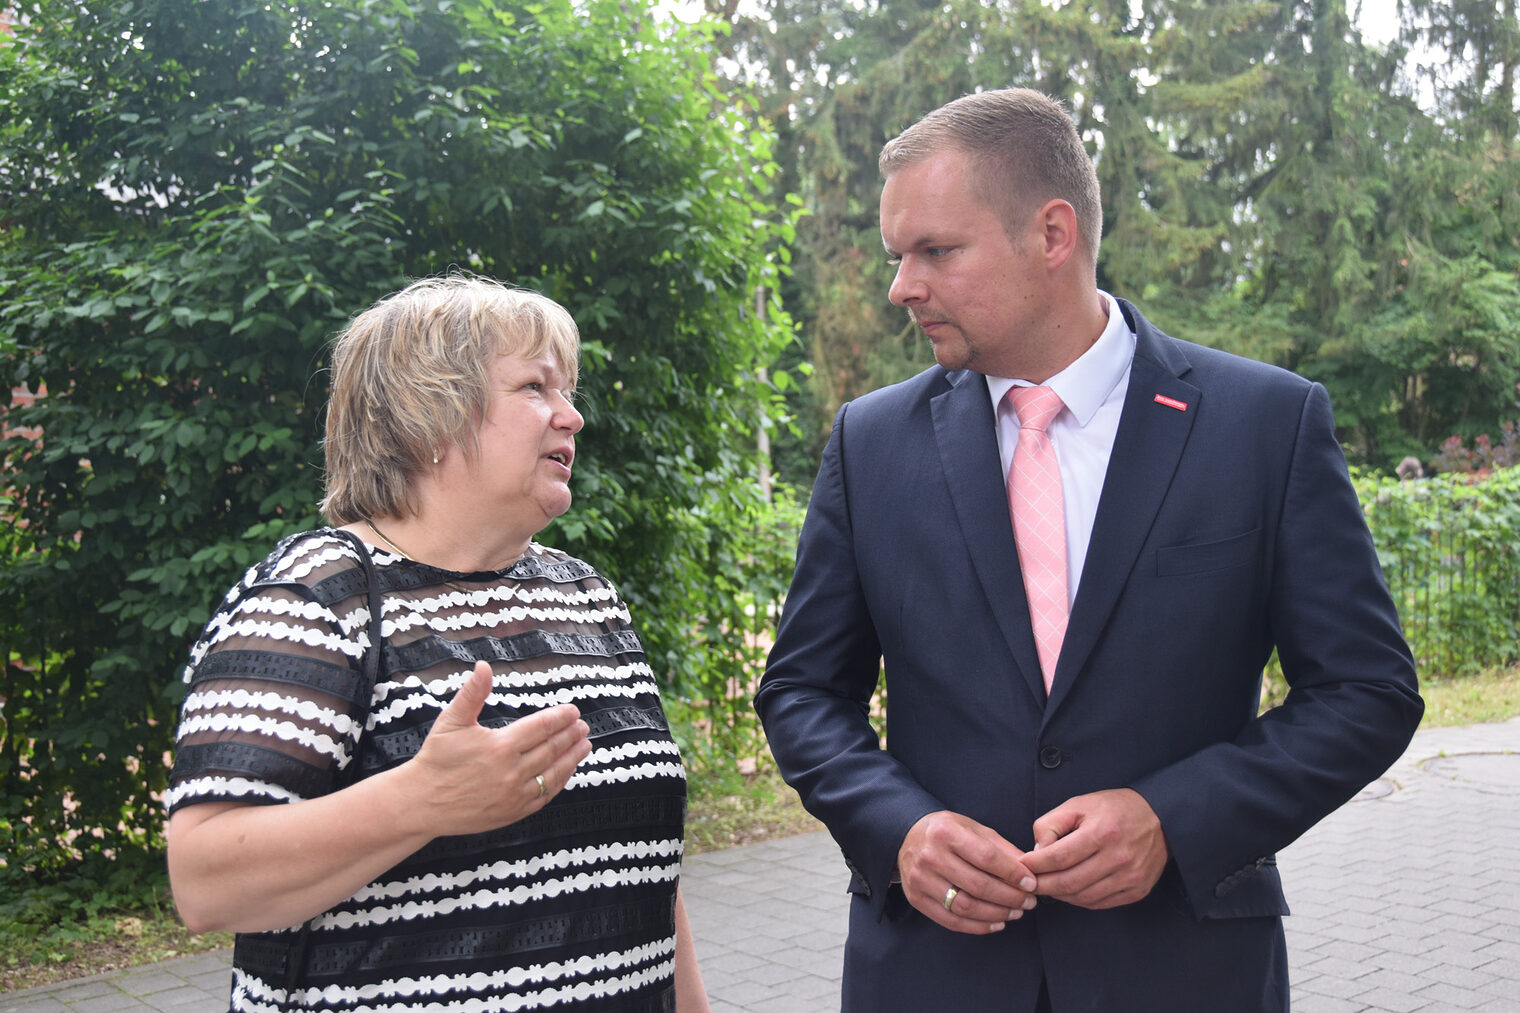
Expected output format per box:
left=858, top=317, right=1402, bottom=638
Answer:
left=1156, top=528, right=1261, bottom=576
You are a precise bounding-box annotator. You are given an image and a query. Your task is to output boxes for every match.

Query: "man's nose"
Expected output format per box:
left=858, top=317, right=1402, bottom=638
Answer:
left=887, top=261, right=926, bottom=306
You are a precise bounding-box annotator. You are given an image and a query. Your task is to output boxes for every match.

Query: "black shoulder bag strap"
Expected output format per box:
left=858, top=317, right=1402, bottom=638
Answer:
left=283, top=528, right=385, bottom=1005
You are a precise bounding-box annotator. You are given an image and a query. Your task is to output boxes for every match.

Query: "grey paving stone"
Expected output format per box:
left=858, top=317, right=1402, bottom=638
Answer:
left=1369, top=969, right=1447, bottom=995
left=1424, top=962, right=1501, bottom=991
left=1413, top=980, right=1491, bottom=1009
left=729, top=959, right=810, bottom=989
left=1327, top=917, right=1399, bottom=942
left=0, top=997, right=71, bottom=1012
left=181, top=971, right=229, bottom=995
left=1429, top=945, right=1504, bottom=970
left=33, top=983, right=115, bottom=1003
left=1319, top=938, right=1387, bottom=964
left=1366, top=950, right=1441, bottom=976
left=714, top=978, right=787, bottom=1007
left=787, top=974, right=840, bottom=1002
left=1297, top=953, right=1383, bottom=982
left=109, top=972, right=184, bottom=1000
left=1292, top=993, right=1368, bottom=1013
left=135, top=987, right=215, bottom=1010
left=702, top=951, right=774, bottom=976
left=741, top=995, right=822, bottom=1013
left=1475, top=968, right=1520, bottom=999
left=1472, top=1000, right=1520, bottom=1013
left=70, top=997, right=150, bottom=1013
left=1295, top=973, right=1375, bottom=1000
left=708, top=1000, right=748, bottom=1013
left=163, top=952, right=231, bottom=976
left=1376, top=930, right=1447, bottom=957
left=1476, top=940, right=1520, bottom=965
left=1357, top=985, right=1441, bottom=1012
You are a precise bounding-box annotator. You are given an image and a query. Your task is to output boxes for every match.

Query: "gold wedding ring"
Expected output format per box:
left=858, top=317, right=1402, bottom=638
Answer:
left=535, top=773, right=547, bottom=798
left=942, top=885, right=959, bottom=912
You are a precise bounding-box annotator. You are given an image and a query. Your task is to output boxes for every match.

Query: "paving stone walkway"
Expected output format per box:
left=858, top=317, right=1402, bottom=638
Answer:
left=4, top=717, right=1517, bottom=1012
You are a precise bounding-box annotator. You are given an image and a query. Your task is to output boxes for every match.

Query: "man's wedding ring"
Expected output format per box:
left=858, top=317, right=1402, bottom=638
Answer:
left=535, top=773, right=547, bottom=798
left=942, top=886, right=959, bottom=912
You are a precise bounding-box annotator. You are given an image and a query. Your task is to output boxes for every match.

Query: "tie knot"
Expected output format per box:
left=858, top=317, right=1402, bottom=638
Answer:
left=1007, top=385, right=1064, bottom=432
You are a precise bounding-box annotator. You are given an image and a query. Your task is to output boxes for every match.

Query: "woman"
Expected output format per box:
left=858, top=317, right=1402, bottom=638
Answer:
left=167, top=275, right=709, bottom=1012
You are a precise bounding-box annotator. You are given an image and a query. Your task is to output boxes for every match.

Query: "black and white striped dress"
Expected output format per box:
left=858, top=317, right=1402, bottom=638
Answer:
left=168, top=528, right=687, bottom=1012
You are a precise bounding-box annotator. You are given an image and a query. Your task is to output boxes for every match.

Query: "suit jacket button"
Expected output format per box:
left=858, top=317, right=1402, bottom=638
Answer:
left=1039, top=746, right=1063, bottom=769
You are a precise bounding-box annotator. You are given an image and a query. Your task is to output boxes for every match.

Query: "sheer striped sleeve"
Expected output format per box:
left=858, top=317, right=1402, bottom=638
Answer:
left=167, top=531, right=373, bottom=814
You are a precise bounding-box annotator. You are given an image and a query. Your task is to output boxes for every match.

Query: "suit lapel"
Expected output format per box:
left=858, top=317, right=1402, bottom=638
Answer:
left=1050, top=304, right=1199, bottom=708
left=931, top=370, right=1048, bottom=705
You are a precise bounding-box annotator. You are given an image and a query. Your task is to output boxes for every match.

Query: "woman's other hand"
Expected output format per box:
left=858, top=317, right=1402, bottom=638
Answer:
left=169, top=662, right=590, bottom=933
left=404, top=661, right=592, bottom=836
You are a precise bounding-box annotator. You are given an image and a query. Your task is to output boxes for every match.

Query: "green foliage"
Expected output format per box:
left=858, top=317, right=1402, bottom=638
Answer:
left=710, top=0, right=1005, bottom=468
left=1255, top=466, right=1520, bottom=710
left=0, top=848, right=172, bottom=971
left=706, top=0, right=1520, bottom=478
left=662, top=488, right=805, bottom=761
left=1418, top=665, right=1520, bottom=728
left=1355, top=466, right=1520, bottom=677
left=0, top=0, right=794, bottom=915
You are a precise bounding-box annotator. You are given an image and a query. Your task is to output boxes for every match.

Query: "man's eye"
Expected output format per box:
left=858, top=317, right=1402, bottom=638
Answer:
left=886, top=257, right=902, bottom=266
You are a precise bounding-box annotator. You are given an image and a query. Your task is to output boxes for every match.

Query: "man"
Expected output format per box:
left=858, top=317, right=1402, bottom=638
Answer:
left=754, top=88, right=1423, bottom=1012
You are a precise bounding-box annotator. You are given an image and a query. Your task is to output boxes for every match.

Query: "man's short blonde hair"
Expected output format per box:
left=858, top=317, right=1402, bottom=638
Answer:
left=320, top=274, right=580, bottom=524
left=879, top=88, right=1102, bottom=265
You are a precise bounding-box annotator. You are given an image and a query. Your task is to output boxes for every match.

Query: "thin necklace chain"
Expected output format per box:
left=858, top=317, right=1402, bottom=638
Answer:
left=364, top=519, right=411, bottom=558
left=364, top=519, right=467, bottom=591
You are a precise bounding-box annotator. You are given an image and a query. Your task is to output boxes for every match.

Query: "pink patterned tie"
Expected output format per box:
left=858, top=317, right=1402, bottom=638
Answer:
left=1007, top=386, right=1068, bottom=693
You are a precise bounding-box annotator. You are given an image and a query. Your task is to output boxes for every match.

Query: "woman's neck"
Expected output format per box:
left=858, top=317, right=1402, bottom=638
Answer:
left=357, top=514, right=530, bottom=573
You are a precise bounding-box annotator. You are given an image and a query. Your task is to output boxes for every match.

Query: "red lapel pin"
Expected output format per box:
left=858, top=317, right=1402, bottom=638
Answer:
left=1154, top=394, right=1188, bottom=412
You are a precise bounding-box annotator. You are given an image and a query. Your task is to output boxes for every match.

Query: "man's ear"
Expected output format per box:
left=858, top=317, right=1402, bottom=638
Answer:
left=1036, top=198, right=1081, bottom=270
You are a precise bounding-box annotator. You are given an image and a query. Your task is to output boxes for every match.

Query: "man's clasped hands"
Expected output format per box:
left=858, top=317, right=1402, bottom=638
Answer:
left=897, top=787, right=1173, bottom=934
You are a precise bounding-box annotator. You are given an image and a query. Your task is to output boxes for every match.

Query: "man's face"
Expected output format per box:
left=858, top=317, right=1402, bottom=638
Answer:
left=880, top=148, right=1053, bottom=379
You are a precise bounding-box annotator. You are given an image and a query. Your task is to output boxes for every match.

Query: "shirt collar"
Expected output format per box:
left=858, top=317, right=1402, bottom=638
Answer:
left=985, top=291, right=1135, bottom=427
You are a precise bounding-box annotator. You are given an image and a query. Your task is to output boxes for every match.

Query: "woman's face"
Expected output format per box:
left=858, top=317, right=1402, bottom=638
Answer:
left=464, top=350, right=584, bottom=545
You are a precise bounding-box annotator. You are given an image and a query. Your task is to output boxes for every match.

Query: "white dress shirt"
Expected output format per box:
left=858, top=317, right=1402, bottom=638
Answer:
left=986, top=293, right=1136, bottom=606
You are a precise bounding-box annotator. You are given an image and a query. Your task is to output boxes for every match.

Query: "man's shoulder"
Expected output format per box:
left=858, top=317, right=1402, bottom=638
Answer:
left=1123, top=298, right=1313, bottom=395
left=1172, top=336, right=1310, bottom=392
left=846, top=364, right=954, bottom=419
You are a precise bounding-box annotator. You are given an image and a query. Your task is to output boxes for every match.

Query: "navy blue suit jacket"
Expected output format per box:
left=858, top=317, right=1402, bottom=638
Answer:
left=754, top=299, right=1423, bottom=1012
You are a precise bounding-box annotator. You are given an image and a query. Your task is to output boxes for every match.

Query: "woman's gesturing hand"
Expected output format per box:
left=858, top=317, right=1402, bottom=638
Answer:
left=406, top=660, right=592, bottom=837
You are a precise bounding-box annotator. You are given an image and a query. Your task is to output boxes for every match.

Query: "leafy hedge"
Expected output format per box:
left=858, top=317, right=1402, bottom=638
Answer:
left=1357, top=467, right=1520, bottom=677
left=1, top=0, right=795, bottom=939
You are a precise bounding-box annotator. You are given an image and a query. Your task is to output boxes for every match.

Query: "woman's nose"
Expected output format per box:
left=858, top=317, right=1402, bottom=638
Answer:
left=555, top=391, right=584, bottom=433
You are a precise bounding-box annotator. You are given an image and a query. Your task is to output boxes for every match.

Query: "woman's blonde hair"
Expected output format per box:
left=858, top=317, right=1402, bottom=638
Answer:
left=320, top=274, right=580, bottom=524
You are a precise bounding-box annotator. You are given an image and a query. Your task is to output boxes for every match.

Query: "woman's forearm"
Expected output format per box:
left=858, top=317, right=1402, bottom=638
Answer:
left=673, top=885, right=711, bottom=1013
left=167, top=764, right=436, bottom=933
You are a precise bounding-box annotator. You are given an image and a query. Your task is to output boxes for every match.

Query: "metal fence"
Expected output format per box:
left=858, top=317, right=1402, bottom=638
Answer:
left=1364, top=470, right=1520, bottom=677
